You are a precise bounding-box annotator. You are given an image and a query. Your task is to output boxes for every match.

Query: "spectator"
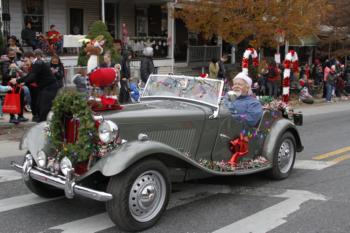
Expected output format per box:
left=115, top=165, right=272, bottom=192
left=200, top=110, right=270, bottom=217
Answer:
left=21, top=21, right=38, bottom=49
left=100, top=52, right=115, bottom=68
left=10, top=50, right=59, bottom=122
left=47, top=25, right=63, bottom=54
left=119, top=50, right=132, bottom=104
left=0, top=49, right=29, bottom=123
left=50, top=55, right=65, bottom=88
left=323, top=60, right=331, bottom=98
left=218, top=54, right=228, bottom=80
left=0, top=85, right=12, bottom=119
left=5, top=36, right=23, bottom=59
left=209, top=57, right=219, bottom=79
left=37, top=34, right=53, bottom=55
left=266, top=61, right=280, bottom=98
left=73, top=68, right=89, bottom=94
left=312, top=59, right=323, bottom=86
left=140, top=47, right=155, bottom=84
left=325, top=65, right=336, bottom=103
left=257, top=58, right=269, bottom=96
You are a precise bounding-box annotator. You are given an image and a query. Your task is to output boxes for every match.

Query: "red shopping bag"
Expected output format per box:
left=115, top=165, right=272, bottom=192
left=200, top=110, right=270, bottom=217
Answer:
left=2, top=87, right=21, bottom=114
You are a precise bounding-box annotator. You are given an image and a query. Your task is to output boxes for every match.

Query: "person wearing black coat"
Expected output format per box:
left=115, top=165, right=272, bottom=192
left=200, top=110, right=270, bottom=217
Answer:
left=119, top=51, right=132, bottom=104
left=10, top=50, right=59, bottom=122
left=50, top=55, right=65, bottom=88
left=140, top=47, right=155, bottom=84
left=21, top=21, right=38, bottom=49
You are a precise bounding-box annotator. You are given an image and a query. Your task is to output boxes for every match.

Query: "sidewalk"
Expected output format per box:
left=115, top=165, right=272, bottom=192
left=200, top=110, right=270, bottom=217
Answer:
left=0, top=112, right=36, bottom=142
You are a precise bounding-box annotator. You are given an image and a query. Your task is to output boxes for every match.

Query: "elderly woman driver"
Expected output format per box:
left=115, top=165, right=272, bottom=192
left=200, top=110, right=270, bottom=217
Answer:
left=224, top=72, right=263, bottom=127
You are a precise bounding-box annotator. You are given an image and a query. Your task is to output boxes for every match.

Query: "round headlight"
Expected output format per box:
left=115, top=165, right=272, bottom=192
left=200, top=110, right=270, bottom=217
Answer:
left=98, top=120, right=119, bottom=144
left=60, top=156, right=73, bottom=176
left=37, top=150, right=46, bottom=168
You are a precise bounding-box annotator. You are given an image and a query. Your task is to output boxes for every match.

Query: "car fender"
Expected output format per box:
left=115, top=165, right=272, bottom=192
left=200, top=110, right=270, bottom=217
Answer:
left=85, top=140, right=202, bottom=177
left=19, top=122, right=52, bottom=163
left=262, top=118, right=303, bottom=161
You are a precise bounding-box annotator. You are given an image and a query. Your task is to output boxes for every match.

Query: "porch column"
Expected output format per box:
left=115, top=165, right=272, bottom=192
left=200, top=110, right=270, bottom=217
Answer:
left=0, top=0, right=2, bottom=34
left=101, top=0, right=105, bottom=23
left=167, top=1, right=176, bottom=73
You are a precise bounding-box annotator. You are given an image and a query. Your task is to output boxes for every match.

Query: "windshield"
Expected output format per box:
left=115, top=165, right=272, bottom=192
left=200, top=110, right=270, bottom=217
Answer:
left=141, top=75, right=224, bottom=108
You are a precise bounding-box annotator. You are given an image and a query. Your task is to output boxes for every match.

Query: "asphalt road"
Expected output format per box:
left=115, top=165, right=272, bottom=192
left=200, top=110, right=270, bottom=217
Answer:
left=1, top=102, right=350, bottom=233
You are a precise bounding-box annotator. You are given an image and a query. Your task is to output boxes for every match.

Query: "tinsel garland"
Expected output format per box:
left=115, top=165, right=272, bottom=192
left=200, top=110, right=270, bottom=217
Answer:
left=198, top=156, right=270, bottom=172
left=50, top=91, right=98, bottom=163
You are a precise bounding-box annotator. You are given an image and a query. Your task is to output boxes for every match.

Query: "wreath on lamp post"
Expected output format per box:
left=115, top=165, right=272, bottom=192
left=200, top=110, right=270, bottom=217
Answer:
left=50, top=91, right=98, bottom=163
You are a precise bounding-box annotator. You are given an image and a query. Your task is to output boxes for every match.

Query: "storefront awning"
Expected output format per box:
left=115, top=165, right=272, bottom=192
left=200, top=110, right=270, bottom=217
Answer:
left=289, top=35, right=320, bottom=47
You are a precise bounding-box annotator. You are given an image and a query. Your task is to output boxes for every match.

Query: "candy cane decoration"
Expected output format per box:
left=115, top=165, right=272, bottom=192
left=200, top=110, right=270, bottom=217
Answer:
left=282, top=50, right=299, bottom=103
left=242, top=48, right=259, bottom=75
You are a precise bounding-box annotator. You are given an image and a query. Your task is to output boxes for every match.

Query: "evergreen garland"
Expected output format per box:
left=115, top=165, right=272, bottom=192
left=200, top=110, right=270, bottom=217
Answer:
left=50, top=91, right=98, bottom=163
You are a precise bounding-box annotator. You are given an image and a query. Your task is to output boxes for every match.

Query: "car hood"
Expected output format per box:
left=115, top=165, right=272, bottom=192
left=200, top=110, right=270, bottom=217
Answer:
left=101, top=99, right=208, bottom=124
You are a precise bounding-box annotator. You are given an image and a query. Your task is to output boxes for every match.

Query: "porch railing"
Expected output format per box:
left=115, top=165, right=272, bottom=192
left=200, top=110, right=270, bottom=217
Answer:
left=187, top=45, right=221, bottom=64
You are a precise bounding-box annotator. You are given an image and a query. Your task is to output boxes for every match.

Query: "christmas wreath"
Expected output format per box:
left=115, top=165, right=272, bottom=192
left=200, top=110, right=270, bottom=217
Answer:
left=50, top=91, right=98, bottom=163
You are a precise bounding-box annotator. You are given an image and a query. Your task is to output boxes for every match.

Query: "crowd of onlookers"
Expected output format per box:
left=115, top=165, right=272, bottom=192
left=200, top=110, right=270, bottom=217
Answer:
left=2, top=22, right=349, bottom=125
left=0, top=20, right=65, bottom=124
left=209, top=55, right=350, bottom=104
left=0, top=23, right=156, bottom=124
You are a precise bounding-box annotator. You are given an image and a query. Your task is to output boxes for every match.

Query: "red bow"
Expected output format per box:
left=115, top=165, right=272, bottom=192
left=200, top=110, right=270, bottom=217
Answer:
left=228, top=133, right=249, bottom=165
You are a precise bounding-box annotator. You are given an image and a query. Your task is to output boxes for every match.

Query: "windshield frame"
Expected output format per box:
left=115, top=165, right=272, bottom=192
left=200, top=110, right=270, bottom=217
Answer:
left=140, top=74, right=224, bottom=109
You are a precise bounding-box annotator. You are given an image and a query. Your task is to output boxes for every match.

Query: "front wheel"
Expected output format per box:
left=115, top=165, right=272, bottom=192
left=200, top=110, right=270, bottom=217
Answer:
left=106, top=159, right=170, bottom=232
left=25, top=178, right=64, bottom=198
left=268, top=132, right=296, bottom=180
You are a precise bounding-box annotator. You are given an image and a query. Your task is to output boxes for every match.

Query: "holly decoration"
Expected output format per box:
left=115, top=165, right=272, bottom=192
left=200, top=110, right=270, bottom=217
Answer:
left=50, top=91, right=98, bottom=163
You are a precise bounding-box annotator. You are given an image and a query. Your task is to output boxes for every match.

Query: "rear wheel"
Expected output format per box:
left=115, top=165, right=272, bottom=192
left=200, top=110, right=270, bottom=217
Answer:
left=106, top=159, right=170, bottom=232
left=268, top=132, right=296, bottom=180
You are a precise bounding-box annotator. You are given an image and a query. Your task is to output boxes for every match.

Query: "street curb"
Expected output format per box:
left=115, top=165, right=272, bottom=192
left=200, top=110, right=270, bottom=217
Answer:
left=293, top=97, right=349, bottom=109
left=0, top=122, right=36, bottom=130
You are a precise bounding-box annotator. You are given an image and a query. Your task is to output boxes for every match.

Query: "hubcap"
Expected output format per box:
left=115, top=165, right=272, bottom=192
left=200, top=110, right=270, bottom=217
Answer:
left=278, top=138, right=295, bottom=173
left=129, top=170, right=166, bottom=222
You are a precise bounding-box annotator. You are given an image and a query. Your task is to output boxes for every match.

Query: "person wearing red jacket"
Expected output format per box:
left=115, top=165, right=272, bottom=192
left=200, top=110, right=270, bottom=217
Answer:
left=266, top=61, right=280, bottom=98
left=47, top=25, right=63, bottom=54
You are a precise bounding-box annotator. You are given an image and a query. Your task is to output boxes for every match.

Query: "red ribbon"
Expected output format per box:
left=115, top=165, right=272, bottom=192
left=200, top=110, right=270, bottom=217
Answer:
left=253, top=57, right=259, bottom=67
left=284, top=60, right=291, bottom=69
left=228, top=133, right=249, bottom=165
left=242, top=58, right=249, bottom=68
left=292, top=61, right=299, bottom=72
left=283, top=77, right=290, bottom=87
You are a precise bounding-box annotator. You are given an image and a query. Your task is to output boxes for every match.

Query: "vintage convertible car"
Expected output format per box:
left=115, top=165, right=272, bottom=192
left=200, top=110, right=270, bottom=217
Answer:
left=12, top=74, right=303, bottom=232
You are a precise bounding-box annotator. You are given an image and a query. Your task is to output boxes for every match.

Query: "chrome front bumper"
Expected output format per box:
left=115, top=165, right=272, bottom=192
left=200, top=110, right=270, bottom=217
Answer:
left=11, top=154, right=113, bottom=202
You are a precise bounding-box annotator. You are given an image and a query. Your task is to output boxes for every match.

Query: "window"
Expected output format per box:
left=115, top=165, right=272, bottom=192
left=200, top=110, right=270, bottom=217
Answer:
left=105, top=3, right=119, bottom=38
left=70, top=8, right=84, bottom=35
left=22, top=0, right=44, bottom=33
left=136, top=8, right=148, bottom=37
